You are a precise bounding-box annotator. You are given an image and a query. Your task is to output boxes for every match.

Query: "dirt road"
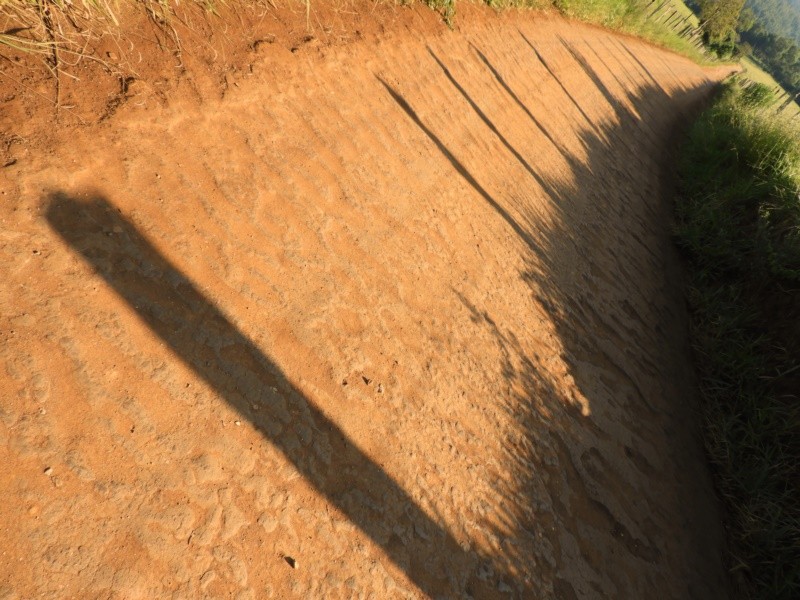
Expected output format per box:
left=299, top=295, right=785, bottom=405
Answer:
left=1, top=5, right=733, bottom=598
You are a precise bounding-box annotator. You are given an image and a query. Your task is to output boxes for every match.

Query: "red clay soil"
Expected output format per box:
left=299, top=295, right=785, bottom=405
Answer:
left=0, top=3, right=737, bottom=598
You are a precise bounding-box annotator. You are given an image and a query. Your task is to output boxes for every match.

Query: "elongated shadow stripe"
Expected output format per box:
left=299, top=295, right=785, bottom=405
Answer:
left=45, top=193, right=477, bottom=597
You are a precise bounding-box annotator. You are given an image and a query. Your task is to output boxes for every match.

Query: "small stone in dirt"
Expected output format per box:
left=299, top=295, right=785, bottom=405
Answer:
left=235, top=420, right=241, bottom=426
left=341, top=379, right=347, bottom=386
left=498, top=581, right=512, bottom=593
left=43, top=467, right=53, bottom=476
left=252, top=36, right=276, bottom=51
left=362, top=376, right=371, bottom=385
left=376, top=383, right=384, bottom=394
left=284, top=555, right=297, bottom=569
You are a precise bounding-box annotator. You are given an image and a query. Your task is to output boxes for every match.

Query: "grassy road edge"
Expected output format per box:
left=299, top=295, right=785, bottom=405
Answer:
left=674, top=79, right=800, bottom=600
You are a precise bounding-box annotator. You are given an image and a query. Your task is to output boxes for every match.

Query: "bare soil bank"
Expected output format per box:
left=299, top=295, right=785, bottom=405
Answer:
left=1, top=4, right=737, bottom=598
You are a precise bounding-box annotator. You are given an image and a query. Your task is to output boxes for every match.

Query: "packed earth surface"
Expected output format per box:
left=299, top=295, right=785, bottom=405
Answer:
left=0, top=3, right=738, bottom=598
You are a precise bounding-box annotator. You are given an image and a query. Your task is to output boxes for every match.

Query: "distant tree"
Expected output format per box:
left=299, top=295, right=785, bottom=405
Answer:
left=745, top=0, right=800, bottom=44
left=700, top=0, right=747, bottom=47
left=742, top=25, right=800, bottom=94
left=738, top=6, right=757, bottom=31
left=775, top=35, right=793, bottom=56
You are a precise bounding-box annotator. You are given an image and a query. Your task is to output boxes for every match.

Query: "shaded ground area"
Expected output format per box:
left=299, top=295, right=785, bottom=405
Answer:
left=0, top=6, right=735, bottom=599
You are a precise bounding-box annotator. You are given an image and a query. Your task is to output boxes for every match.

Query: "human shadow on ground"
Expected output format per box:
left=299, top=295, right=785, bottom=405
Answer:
left=45, top=194, right=479, bottom=597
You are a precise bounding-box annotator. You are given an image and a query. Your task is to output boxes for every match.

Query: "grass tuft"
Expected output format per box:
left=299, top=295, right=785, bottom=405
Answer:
left=424, top=0, right=456, bottom=27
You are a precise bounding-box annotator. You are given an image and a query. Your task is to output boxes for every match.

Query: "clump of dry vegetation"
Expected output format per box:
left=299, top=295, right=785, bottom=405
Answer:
left=0, top=0, right=705, bottom=67
left=1, top=0, right=190, bottom=83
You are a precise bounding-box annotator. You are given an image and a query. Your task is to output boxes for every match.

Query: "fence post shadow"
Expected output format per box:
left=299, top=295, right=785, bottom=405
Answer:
left=376, top=40, right=728, bottom=599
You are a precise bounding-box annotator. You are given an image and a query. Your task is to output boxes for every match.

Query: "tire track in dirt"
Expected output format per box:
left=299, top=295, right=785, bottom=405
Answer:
left=1, top=9, right=733, bottom=599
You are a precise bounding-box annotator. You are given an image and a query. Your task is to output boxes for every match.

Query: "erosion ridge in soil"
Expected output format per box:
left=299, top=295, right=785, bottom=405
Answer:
left=1, top=4, right=735, bottom=599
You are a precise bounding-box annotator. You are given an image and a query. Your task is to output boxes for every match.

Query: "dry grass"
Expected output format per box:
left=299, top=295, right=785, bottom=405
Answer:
left=0, top=0, right=710, bottom=64
left=0, top=0, right=255, bottom=63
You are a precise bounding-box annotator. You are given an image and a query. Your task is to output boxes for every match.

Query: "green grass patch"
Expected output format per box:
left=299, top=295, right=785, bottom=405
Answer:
left=675, top=78, right=800, bottom=599
left=740, top=56, right=800, bottom=117
left=492, top=0, right=708, bottom=61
